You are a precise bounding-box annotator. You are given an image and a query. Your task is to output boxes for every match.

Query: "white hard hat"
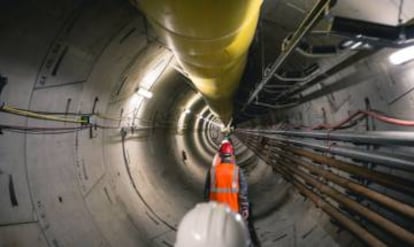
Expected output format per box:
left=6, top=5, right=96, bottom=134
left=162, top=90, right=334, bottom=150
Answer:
left=175, top=202, right=250, bottom=247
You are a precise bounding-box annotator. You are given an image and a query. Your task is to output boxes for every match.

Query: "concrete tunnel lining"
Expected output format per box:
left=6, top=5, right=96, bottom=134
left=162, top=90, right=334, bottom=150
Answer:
left=0, top=2, right=298, bottom=245
left=2, top=0, right=414, bottom=246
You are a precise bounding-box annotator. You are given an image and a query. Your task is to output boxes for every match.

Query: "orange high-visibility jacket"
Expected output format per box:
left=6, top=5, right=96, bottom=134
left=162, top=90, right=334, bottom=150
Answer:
left=208, top=162, right=240, bottom=212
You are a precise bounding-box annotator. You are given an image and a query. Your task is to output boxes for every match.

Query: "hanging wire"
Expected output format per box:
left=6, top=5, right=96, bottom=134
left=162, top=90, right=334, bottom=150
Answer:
left=398, top=0, right=404, bottom=24
left=276, top=109, right=414, bottom=131
left=0, top=103, right=159, bottom=134
left=1, top=105, right=87, bottom=124
left=0, top=103, right=170, bottom=134
left=0, top=124, right=89, bottom=134
left=0, top=104, right=140, bottom=125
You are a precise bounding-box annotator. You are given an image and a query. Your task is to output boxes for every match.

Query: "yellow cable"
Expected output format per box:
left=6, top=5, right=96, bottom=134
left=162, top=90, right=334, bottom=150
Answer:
left=95, top=113, right=122, bottom=121
left=2, top=105, right=87, bottom=124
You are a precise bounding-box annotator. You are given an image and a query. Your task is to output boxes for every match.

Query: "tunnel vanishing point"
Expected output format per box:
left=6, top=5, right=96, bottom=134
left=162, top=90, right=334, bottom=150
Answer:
left=1, top=0, right=414, bottom=246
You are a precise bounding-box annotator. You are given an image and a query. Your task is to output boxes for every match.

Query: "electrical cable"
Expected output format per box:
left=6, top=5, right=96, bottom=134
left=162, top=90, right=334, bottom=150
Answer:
left=4, top=129, right=85, bottom=135
left=0, top=104, right=133, bottom=128
left=95, top=113, right=122, bottom=121
left=11, top=107, right=91, bottom=116
left=0, top=103, right=157, bottom=135
left=0, top=123, right=123, bottom=134
left=310, top=110, right=414, bottom=130
left=11, top=106, right=136, bottom=122
left=272, top=109, right=414, bottom=132
left=0, top=124, right=87, bottom=131
left=0, top=124, right=89, bottom=135
left=1, top=105, right=87, bottom=124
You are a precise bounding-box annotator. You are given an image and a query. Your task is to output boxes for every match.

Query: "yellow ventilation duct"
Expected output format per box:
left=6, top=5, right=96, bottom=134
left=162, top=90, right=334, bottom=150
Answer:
left=137, top=0, right=263, bottom=125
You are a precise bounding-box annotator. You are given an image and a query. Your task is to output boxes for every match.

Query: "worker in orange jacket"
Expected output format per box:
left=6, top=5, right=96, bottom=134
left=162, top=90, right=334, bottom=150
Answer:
left=205, top=139, right=261, bottom=247
left=204, top=141, right=249, bottom=220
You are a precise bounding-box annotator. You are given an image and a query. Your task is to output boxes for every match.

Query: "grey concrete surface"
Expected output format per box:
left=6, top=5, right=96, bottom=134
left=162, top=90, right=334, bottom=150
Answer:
left=1, top=0, right=413, bottom=246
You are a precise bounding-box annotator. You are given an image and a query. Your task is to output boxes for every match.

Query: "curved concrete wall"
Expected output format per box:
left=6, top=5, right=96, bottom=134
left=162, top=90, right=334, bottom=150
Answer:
left=4, top=1, right=411, bottom=246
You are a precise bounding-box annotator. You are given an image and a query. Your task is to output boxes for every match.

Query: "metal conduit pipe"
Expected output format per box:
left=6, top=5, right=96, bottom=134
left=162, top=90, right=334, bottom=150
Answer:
left=138, top=0, right=263, bottom=124
left=239, top=138, right=387, bottom=246
left=244, top=0, right=332, bottom=109
left=271, top=68, right=320, bottom=82
left=275, top=167, right=387, bottom=247
left=295, top=44, right=340, bottom=58
left=270, top=50, right=375, bottom=103
left=329, top=16, right=414, bottom=47
left=262, top=88, right=289, bottom=94
left=246, top=133, right=414, bottom=171
left=241, top=129, right=414, bottom=146
left=288, top=174, right=387, bottom=246
left=236, top=133, right=414, bottom=195
left=236, top=133, right=414, bottom=245
left=282, top=145, right=414, bottom=195
left=277, top=159, right=414, bottom=245
left=253, top=101, right=299, bottom=110
left=276, top=168, right=387, bottom=247
left=272, top=149, right=414, bottom=218
left=264, top=84, right=294, bottom=89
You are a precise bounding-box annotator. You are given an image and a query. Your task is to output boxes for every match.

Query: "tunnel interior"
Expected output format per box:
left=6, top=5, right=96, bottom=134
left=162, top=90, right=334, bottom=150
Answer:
left=1, top=0, right=414, bottom=246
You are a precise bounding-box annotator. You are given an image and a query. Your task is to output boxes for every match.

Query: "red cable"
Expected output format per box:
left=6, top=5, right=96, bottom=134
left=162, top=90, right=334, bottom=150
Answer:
left=310, top=111, right=363, bottom=130
left=362, top=110, right=414, bottom=127
left=312, top=110, right=414, bottom=130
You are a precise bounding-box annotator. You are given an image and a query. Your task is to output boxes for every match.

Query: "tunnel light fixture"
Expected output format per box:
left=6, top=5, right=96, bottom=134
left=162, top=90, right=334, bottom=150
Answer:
left=141, top=56, right=171, bottom=89
left=341, top=40, right=354, bottom=48
left=350, top=41, right=363, bottom=50
left=196, top=114, right=221, bottom=127
left=184, top=109, right=191, bottom=114
left=130, top=93, right=143, bottom=107
left=389, top=45, right=414, bottom=65
left=136, top=87, right=153, bottom=99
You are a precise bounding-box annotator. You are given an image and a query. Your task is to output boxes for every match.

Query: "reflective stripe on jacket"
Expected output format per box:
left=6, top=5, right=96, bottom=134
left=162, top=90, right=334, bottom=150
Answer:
left=209, top=163, right=240, bottom=212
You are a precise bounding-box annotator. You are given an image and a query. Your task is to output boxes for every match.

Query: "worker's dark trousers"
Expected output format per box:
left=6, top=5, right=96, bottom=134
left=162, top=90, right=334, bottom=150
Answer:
left=247, top=206, right=261, bottom=247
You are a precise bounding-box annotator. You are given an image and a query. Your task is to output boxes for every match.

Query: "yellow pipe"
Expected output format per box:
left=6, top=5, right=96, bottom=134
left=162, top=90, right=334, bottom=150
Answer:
left=138, top=0, right=263, bottom=125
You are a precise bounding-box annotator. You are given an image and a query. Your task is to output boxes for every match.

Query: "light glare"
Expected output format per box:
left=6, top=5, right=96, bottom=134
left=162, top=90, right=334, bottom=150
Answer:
left=141, top=58, right=170, bottom=89
left=350, top=41, right=362, bottom=50
left=389, top=45, right=414, bottom=65
left=136, top=88, right=153, bottom=99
